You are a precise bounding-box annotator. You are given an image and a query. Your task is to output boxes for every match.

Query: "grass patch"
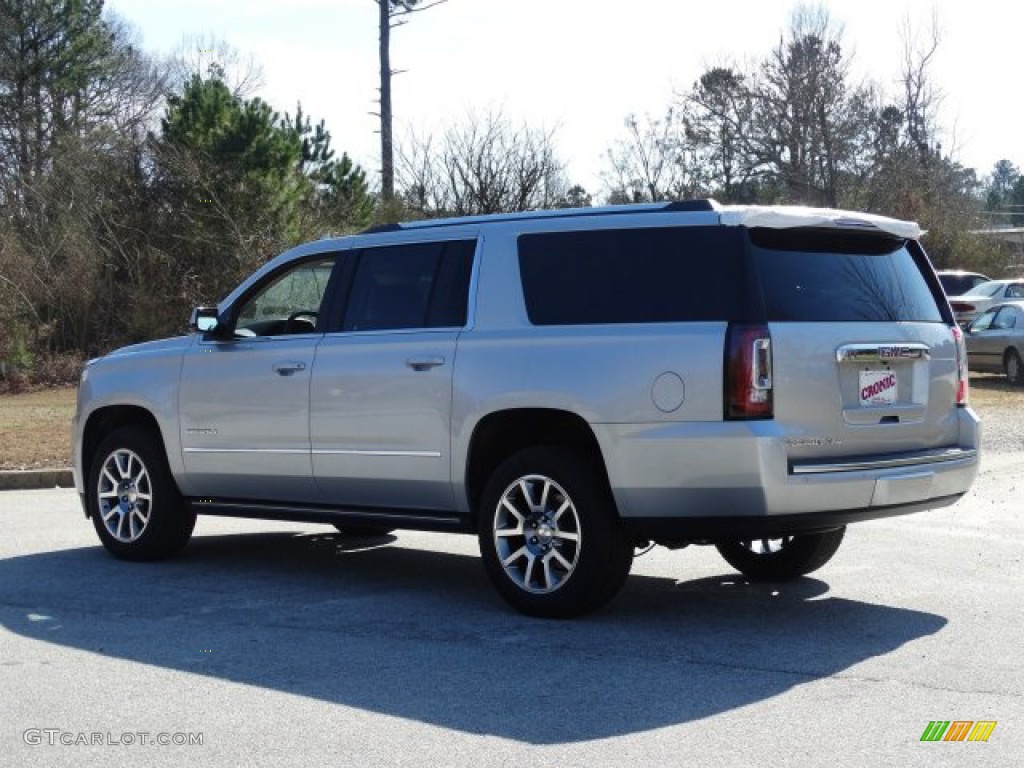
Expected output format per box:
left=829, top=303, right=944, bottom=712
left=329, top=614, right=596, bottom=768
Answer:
left=0, top=387, right=77, bottom=470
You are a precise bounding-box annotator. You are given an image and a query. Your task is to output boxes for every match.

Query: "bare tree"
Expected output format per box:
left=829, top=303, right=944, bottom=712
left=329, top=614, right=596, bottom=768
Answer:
left=397, top=110, right=569, bottom=216
left=686, top=66, right=762, bottom=201
left=851, top=12, right=986, bottom=269
left=168, top=33, right=264, bottom=97
left=750, top=5, right=870, bottom=206
left=898, top=12, right=943, bottom=162
left=603, top=109, right=707, bottom=204
left=376, top=0, right=446, bottom=204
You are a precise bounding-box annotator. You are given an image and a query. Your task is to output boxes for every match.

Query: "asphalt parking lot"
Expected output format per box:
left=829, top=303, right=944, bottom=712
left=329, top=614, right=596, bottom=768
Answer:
left=1, top=455, right=1022, bottom=768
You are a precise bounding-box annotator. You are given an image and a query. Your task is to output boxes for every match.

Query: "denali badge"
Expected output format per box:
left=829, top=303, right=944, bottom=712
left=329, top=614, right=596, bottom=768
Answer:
left=785, top=437, right=843, bottom=448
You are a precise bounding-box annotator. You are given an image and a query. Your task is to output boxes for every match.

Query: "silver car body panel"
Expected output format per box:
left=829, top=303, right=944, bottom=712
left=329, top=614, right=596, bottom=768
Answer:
left=310, top=328, right=459, bottom=510
left=73, top=336, right=190, bottom=494
left=178, top=333, right=321, bottom=502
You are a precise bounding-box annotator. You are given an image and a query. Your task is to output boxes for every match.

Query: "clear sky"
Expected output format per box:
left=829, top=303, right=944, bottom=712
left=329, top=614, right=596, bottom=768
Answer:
left=107, top=0, right=1023, bottom=196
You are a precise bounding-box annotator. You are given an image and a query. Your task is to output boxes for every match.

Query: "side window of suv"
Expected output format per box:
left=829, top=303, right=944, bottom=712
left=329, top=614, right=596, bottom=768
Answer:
left=342, top=240, right=475, bottom=332
left=518, top=226, right=749, bottom=325
left=235, top=257, right=336, bottom=336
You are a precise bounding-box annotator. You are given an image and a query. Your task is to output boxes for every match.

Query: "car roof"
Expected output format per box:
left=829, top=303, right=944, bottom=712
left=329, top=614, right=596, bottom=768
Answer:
left=221, top=200, right=924, bottom=311
left=360, top=199, right=922, bottom=240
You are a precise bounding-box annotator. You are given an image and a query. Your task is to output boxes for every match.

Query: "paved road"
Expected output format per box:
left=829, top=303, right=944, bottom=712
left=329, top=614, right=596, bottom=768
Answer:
left=1, top=457, right=1021, bottom=768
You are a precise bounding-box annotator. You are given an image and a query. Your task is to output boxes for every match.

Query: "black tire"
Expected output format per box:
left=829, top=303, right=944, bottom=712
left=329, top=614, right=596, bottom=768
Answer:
left=87, top=425, right=195, bottom=561
left=715, top=527, right=845, bottom=581
left=1005, top=349, right=1024, bottom=385
left=477, top=447, right=633, bottom=618
left=332, top=523, right=396, bottom=536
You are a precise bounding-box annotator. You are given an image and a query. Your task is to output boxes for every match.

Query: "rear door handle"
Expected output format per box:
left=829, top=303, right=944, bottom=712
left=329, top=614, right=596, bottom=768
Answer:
left=273, top=361, right=306, bottom=376
left=405, top=356, right=445, bottom=371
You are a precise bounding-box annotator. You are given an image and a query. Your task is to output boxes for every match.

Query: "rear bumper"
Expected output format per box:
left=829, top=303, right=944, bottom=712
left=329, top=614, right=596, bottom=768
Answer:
left=622, top=492, right=964, bottom=541
left=594, top=407, right=980, bottom=521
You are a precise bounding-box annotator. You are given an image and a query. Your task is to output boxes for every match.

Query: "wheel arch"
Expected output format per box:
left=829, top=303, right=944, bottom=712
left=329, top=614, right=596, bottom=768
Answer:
left=463, top=408, right=612, bottom=522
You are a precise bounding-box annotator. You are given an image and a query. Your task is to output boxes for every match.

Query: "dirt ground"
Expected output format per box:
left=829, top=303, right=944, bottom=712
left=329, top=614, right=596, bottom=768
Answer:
left=0, top=376, right=1018, bottom=470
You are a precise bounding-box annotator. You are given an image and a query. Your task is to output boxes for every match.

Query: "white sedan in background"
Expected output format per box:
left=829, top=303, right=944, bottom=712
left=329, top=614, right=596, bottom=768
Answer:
left=948, top=279, right=1024, bottom=326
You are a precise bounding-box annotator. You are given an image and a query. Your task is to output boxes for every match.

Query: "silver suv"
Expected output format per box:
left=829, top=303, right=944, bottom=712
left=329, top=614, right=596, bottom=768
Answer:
left=72, top=200, right=980, bottom=617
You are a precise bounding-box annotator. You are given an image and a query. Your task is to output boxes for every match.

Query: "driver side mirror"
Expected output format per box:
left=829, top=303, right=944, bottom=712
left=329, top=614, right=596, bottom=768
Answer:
left=189, top=306, right=221, bottom=334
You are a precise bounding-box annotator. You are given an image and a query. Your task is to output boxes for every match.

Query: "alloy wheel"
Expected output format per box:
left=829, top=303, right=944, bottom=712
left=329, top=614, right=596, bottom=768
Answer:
left=493, top=474, right=582, bottom=594
left=96, top=449, right=152, bottom=543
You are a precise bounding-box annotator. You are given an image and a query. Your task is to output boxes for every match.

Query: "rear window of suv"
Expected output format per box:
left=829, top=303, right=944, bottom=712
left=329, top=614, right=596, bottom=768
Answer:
left=518, top=226, right=750, bottom=325
left=749, top=228, right=944, bottom=323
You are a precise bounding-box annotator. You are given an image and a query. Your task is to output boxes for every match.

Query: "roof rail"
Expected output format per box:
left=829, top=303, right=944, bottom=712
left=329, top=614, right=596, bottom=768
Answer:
left=360, top=223, right=403, bottom=234
left=359, top=199, right=718, bottom=234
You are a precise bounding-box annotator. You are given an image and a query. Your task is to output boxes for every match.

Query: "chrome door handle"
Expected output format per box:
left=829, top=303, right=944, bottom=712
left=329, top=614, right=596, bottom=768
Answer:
left=273, top=361, right=306, bottom=376
left=405, top=356, right=445, bottom=371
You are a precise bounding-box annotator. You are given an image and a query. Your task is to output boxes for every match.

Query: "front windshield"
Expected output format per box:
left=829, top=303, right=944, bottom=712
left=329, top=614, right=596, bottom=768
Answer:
left=964, top=282, right=1003, bottom=297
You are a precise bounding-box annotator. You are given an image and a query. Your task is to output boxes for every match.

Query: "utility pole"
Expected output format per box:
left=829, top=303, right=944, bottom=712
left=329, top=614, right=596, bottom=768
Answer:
left=375, top=0, right=446, bottom=204
left=378, top=0, right=395, bottom=201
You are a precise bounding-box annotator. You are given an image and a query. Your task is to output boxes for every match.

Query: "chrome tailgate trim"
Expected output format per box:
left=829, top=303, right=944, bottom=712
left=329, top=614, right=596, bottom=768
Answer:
left=836, top=342, right=931, bottom=363
left=790, top=447, right=977, bottom=475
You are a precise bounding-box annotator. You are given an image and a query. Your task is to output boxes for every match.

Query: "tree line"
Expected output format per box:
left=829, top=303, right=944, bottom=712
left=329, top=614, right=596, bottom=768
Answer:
left=0, top=1, right=1018, bottom=385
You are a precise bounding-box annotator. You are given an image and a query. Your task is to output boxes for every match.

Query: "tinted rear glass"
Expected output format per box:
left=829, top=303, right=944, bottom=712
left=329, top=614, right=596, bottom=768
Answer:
left=518, top=226, right=749, bottom=325
left=750, top=228, right=943, bottom=323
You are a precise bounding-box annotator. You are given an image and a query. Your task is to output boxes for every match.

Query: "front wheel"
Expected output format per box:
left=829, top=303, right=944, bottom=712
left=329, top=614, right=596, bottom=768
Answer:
left=87, top=425, right=195, bottom=561
left=478, top=447, right=633, bottom=618
left=715, top=527, right=845, bottom=581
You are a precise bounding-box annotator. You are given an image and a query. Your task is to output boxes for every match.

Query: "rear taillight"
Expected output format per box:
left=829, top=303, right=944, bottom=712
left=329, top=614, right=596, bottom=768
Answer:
left=949, top=301, right=975, bottom=314
left=952, top=324, right=969, bottom=406
left=725, top=324, right=773, bottom=420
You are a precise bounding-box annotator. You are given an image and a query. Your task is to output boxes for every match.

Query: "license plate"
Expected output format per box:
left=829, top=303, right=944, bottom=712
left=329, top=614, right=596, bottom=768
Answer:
left=859, top=370, right=897, bottom=406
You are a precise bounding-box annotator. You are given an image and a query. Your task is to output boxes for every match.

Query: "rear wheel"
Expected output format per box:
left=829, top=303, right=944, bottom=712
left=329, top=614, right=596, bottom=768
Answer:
left=715, top=527, right=845, bottom=581
left=1005, top=349, right=1023, bottom=385
left=88, top=425, right=195, bottom=561
left=478, top=447, right=633, bottom=618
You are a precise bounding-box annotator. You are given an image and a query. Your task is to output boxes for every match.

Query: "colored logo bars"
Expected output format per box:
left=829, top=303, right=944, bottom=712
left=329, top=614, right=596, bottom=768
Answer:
left=920, top=721, right=997, bottom=742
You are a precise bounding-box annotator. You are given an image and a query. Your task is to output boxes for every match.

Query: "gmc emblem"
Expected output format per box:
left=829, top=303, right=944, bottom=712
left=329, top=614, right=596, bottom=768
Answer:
left=879, top=346, right=915, bottom=359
